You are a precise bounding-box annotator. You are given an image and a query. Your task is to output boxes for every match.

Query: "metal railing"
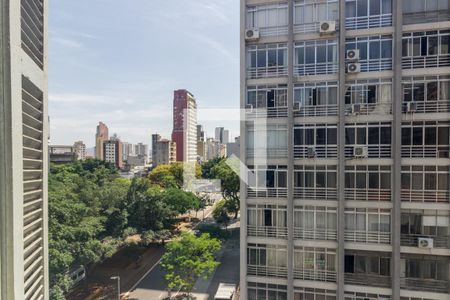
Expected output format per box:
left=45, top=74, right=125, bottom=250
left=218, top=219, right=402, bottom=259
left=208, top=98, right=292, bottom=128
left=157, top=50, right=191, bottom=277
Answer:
left=401, top=234, right=450, bottom=249
left=402, top=54, right=450, bottom=70
left=345, top=102, right=392, bottom=116
left=247, top=225, right=288, bottom=239
left=402, top=100, right=450, bottom=114
left=403, top=11, right=450, bottom=25
left=401, top=189, right=450, bottom=203
left=247, top=265, right=288, bottom=278
left=245, top=107, right=288, bottom=119
left=295, top=62, right=338, bottom=76
left=293, top=21, right=339, bottom=34
left=294, top=187, right=338, bottom=201
left=246, top=148, right=288, bottom=159
left=294, top=145, right=338, bottom=159
left=294, top=228, right=337, bottom=241
left=345, top=188, right=391, bottom=201
left=259, top=26, right=289, bottom=37
left=345, top=273, right=391, bottom=288
left=294, top=104, right=338, bottom=117
left=293, top=269, right=337, bottom=282
left=247, top=66, right=288, bottom=79
left=357, top=59, right=392, bottom=72
left=401, top=146, right=450, bottom=158
left=345, top=230, right=391, bottom=244
left=344, top=145, right=391, bottom=158
left=247, top=188, right=288, bottom=198
left=401, top=278, right=450, bottom=293
left=345, top=14, right=392, bottom=30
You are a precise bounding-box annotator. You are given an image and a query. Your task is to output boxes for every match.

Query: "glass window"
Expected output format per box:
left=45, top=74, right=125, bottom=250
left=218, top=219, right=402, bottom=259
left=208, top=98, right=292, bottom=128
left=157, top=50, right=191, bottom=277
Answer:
left=412, top=127, right=423, bottom=145
left=382, top=0, right=392, bottom=13
left=380, top=172, right=390, bottom=189
left=327, top=128, right=337, bottom=144
left=358, top=0, right=369, bottom=16
left=346, top=0, right=357, bottom=18
left=425, top=127, right=437, bottom=145
left=370, top=40, right=380, bottom=59
left=381, top=40, right=392, bottom=58
left=368, top=127, right=379, bottom=144
left=305, top=46, right=315, bottom=64
left=438, top=127, right=449, bottom=145
left=370, top=0, right=381, bottom=15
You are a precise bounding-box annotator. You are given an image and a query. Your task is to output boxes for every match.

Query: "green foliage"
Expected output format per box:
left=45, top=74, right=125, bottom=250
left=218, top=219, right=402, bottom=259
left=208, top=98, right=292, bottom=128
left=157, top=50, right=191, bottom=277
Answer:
left=201, top=157, right=224, bottom=179
left=212, top=200, right=231, bottom=228
left=197, top=224, right=229, bottom=240
left=148, top=162, right=201, bottom=188
left=211, top=159, right=240, bottom=218
left=161, top=233, right=221, bottom=295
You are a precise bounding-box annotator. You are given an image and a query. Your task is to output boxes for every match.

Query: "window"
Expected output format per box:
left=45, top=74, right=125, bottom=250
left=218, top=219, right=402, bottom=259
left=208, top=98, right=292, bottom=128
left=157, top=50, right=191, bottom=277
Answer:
left=294, top=247, right=336, bottom=274
left=403, top=0, right=450, bottom=24
left=294, top=0, right=338, bottom=33
left=248, top=165, right=287, bottom=190
left=247, top=85, right=288, bottom=109
left=346, top=35, right=392, bottom=71
left=247, top=4, right=288, bottom=37
left=346, top=0, right=392, bottom=29
left=294, top=165, right=337, bottom=198
left=247, top=124, right=288, bottom=158
left=345, top=254, right=390, bottom=276
left=247, top=44, right=288, bottom=79
left=295, top=40, right=338, bottom=75
left=402, top=75, right=450, bottom=113
left=345, top=165, right=391, bottom=191
left=294, top=206, right=337, bottom=238
left=402, top=257, right=449, bottom=281
left=401, top=166, right=450, bottom=192
left=401, top=121, right=450, bottom=158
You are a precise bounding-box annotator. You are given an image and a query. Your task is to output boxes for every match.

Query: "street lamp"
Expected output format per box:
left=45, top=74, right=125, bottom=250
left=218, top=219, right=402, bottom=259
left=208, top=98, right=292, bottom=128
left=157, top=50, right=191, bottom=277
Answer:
left=110, top=276, right=120, bottom=300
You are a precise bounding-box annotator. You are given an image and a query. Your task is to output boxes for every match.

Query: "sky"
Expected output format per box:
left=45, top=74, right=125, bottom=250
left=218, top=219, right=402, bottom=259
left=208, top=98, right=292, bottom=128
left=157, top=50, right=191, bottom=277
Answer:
left=49, top=0, right=240, bottom=147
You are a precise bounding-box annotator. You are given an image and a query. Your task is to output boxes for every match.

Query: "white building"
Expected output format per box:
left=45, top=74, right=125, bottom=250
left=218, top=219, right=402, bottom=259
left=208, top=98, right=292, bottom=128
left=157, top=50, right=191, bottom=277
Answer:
left=73, top=141, right=86, bottom=160
left=0, top=0, right=49, bottom=299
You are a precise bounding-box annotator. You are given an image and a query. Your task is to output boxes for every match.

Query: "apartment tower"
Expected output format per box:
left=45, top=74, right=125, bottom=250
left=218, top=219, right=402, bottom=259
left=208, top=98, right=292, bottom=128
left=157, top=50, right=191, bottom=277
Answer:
left=171, top=89, right=198, bottom=162
left=241, top=0, right=450, bottom=299
left=0, top=0, right=49, bottom=299
left=151, top=134, right=177, bottom=167
left=103, top=136, right=123, bottom=169
left=95, top=121, right=109, bottom=160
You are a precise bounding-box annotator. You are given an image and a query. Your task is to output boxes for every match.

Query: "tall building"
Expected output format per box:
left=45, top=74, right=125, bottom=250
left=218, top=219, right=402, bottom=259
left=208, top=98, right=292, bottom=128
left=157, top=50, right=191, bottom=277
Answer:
left=49, top=145, right=77, bottom=164
left=215, top=127, right=225, bottom=143
left=73, top=140, right=86, bottom=160
left=103, top=135, right=123, bottom=169
left=223, top=129, right=230, bottom=144
left=197, top=124, right=205, bottom=142
left=95, top=122, right=109, bottom=160
left=241, top=1, right=450, bottom=300
left=151, top=134, right=176, bottom=167
left=122, top=142, right=134, bottom=161
left=171, top=89, right=197, bottom=162
left=0, top=0, right=49, bottom=299
left=134, top=142, right=149, bottom=158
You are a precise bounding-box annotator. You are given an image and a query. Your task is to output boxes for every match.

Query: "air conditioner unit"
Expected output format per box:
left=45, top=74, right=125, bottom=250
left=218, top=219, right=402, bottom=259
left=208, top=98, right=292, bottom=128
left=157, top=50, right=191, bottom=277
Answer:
left=245, top=29, right=260, bottom=41
left=346, top=49, right=360, bottom=61
left=347, top=63, right=361, bottom=73
left=307, top=146, right=316, bottom=158
left=293, top=102, right=301, bottom=111
left=354, top=146, right=368, bottom=158
left=406, top=101, right=417, bottom=113
left=319, top=21, right=336, bottom=34
left=351, top=103, right=361, bottom=114
left=418, top=237, right=434, bottom=249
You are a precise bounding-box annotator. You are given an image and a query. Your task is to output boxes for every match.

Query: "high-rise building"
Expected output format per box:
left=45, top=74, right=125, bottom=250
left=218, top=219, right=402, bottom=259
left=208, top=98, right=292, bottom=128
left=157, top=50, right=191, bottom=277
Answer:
left=73, top=141, right=86, bottom=160
left=197, top=124, right=205, bottom=142
left=215, top=127, right=224, bottom=143
left=241, top=1, right=450, bottom=299
left=151, top=134, right=176, bottom=167
left=0, top=1, right=49, bottom=298
left=95, top=122, right=109, bottom=160
left=122, top=142, right=134, bottom=161
left=103, top=135, right=123, bottom=169
left=223, top=129, right=230, bottom=144
left=134, top=143, right=149, bottom=158
left=171, top=89, right=197, bottom=162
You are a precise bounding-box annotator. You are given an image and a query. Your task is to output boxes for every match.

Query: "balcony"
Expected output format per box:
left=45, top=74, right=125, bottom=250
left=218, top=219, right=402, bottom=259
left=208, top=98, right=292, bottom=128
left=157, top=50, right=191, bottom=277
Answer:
left=247, top=66, right=288, bottom=80
left=402, top=100, right=450, bottom=114
left=345, top=145, right=391, bottom=158
left=294, top=145, right=338, bottom=159
left=345, top=103, right=392, bottom=116
left=403, top=11, right=450, bottom=25
left=401, top=189, right=450, bottom=203
left=293, top=269, right=337, bottom=282
left=245, top=107, right=288, bottom=119
left=294, top=104, right=338, bottom=117
left=247, top=225, right=288, bottom=239
left=345, top=230, right=391, bottom=244
left=345, top=14, right=392, bottom=30
left=294, top=20, right=339, bottom=34
left=345, top=273, right=391, bottom=288
left=246, top=148, right=288, bottom=159
left=401, top=278, right=450, bottom=293
left=258, top=25, right=288, bottom=37
left=356, top=59, right=392, bottom=72
left=294, top=227, right=337, bottom=241
left=247, top=188, right=287, bottom=198
left=401, top=145, right=450, bottom=158
left=402, top=54, right=450, bottom=70
left=345, top=188, right=391, bottom=201
left=401, top=234, right=450, bottom=249
left=247, top=265, right=287, bottom=278
left=294, top=62, right=338, bottom=76
left=294, top=187, right=337, bottom=201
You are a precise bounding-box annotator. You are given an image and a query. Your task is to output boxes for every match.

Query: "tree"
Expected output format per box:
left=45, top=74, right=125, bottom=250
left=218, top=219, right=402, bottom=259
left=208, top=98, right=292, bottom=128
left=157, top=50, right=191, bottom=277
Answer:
left=211, top=160, right=240, bottom=218
left=212, top=200, right=231, bottom=229
left=161, top=233, right=221, bottom=297
left=201, top=157, right=223, bottom=179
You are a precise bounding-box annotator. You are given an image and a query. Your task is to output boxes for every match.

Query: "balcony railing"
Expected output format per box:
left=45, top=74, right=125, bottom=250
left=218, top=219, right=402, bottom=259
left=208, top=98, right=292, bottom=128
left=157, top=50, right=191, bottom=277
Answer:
left=345, top=188, right=391, bottom=201
left=247, top=265, right=288, bottom=278
left=246, top=148, right=288, bottom=159
left=245, top=107, right=288, bottom=118
left=401, top=278, right=450, bottom=293
left=402, top=54, right=450, bottom=70
left=247, top=225, right=288, bottom=239
left=247, top=188, right=288, bottom=198
left=345, top=14, right=392, bottom=30
left=401, top=189, right=450, bottom=203
left=345, top=230, right=391, bottom=244
left=345, top=145, right=391, bottom=158
left=247, top=66, right=288, bottom=79
left=294, top=187, right=338, bottom=201
left=401, top=234, right=450, bottom=249
left=294, top=21, right=339, bottom=34
left=402, top=100, right=450, bottom=114
left=294, top=145, right=338, bottom=159
left=344, top=102, right=392, bottom=116
left=295, top=62, right=338, bottom=76
left=403, top=11, right=450, bottom=25
left=401, top=146, right=450, bottom=158
left=345, top=273, right=391, bottom=288
left=357, top=59, right=392, bottom=72
left=259, top=25, right=289, bottom=37
left=293, top=269, right=337, bottom=282
left=294, top=227, right=337, bottom=241
left=294, top=104, right=338, bottom=117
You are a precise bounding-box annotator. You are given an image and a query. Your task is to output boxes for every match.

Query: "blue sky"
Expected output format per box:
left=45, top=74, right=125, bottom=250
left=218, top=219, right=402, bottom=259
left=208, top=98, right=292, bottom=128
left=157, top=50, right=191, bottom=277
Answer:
left=49, top=0, right=239, bottom=147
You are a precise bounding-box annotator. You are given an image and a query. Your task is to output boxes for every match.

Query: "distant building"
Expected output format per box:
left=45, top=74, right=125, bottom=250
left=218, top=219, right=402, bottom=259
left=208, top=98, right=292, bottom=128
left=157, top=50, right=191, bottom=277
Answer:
left=197, top=124, right=205, bottom=142
left=197, top=141, right=207, bottom=162
left=152, top=134, right=176, bottom=167
left=126, top=155, right=146, bottom=167
left=73, top=141, right=86, bottom=160
left=103, top=135, right=123, bottom=169
left=226, top=136, right=240, bottom=158
left=223, top=129, right=230, bottom=144
left=215, top=127, right=224, bottom=143
left=49, top=145, right=77, bottom=164
left=95, top=122, right=109, bottom=160
left=205, top=138, right=222, bottom=161
left=122, top=142, right=134, bottom=161
left=171, top=89, right=197, bottom=162
left=134, top=142, right=149, bottom=158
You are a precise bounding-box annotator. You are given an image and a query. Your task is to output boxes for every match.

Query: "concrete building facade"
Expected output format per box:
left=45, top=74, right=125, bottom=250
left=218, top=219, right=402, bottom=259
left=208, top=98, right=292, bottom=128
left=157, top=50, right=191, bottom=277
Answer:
left=73, top=140, right=86, bottom=160
left=49, top=145, right=77, bottom=164
left=95, top=122, right=109, bottom=160
left=103, top=137, right=123, bottom=169
left=152, top=134, right=176, bottom=167
left=241, top=0, right=450, bottom=299
left=0, top=0, right=49, bottom=299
